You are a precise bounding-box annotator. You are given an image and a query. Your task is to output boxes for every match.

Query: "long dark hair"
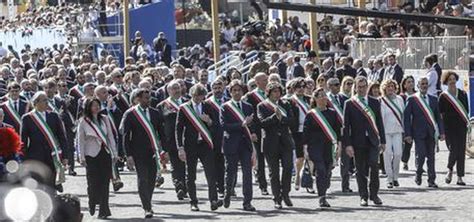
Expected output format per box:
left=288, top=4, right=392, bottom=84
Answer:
left=310, top=87, right=326, bottom=108
left=83, top=97, right=103, bottom=125
left=400, top=75, right=416, bottom=94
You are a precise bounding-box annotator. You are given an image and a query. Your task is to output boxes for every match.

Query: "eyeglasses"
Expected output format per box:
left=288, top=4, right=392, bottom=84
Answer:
left=346, top=82, right=354, bottom=85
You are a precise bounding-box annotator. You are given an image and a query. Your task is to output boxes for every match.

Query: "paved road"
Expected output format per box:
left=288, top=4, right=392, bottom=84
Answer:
left=64, top=144, right=474, bottom=221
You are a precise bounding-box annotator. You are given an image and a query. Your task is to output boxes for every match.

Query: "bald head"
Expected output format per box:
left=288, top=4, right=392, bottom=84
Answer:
left=254, top=72, right=268, bottom=90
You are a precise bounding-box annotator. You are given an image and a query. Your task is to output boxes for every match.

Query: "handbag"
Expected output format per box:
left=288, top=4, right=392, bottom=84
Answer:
left=300, top=160, right=313, bottom=188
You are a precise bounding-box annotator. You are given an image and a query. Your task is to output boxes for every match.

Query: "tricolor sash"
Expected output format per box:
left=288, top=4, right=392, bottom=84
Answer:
left=292, top=95, right=309, bottom=115
left=48, top=100, right=59, bottom=113
left=165, top=97, right=180, bottom=112
left=351, top=96, right=379, bottom=137
left=2, top=101, right=21, bottom=127
left=308, top=108, right=338, bottom=161
left=105, top=110, right=118, bottom=138
left=440, top=91, right=469, bottom=125
left=29, top=111, right=65, bottom=184
left=180, top=103, right=213, bottom=149
left=381, top=96, right=403, bottom=128
left=71, top=86, right=85, bottom=98
left=327, top=96, right=343, bottom=123
left=223, top=101, right=253, bottom=140
left=119, top=93, right=130, bottom=107
left=206, top=96, right=222, bottom=113
left=131, top=106, right=161, bottom=171
left=412, top=93, right=439, bottom=137
left=262, top=99, right=287, bottom=117
left=250, top=89, right=266, bottom=103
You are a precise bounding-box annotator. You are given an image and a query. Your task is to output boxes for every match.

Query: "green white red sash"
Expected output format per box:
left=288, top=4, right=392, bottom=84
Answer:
left=292, top=95, right=309, bottom=115
left=381, top=96, right=403, bottom=127
left=2, top=101, right=21, bottom=127
left=165, top=97, right=180, bottom=112
left=180, top=103, right=213, bottom=149
left=412, top=93, right=439, bottom=137
left=131, top=106, right=161, bottom=171
left=105, top=110, right=117, bottom=138
left=308, top=108, right=338, bottom=161
left=250, top=89, right=266, bottom=103
left=48, top=100, right=59, bottom=113
left=441, top=91, right=469, bottom=125
left=29, top=111, right=65, bottom=184
left=263, top=99, right=287, bottom=117
left=206, top=96, right=221, bottom=113
left=327, top=95, right=343, bottom=123
left=71, top=86, right=85, bottom=97
left=351, top=96, right=379, bottom=137
left=120, top=93, right=130, bottom=107
left=223, top=101, right=253, bottom=140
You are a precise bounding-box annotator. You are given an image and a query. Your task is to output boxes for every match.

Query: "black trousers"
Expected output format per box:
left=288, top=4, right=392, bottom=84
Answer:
left=340, top=150, right=352, bottom=191
left=168, top=146, right=187, bottom=193
left=446, top=131, right=466, bottom=177
left=134, top=155, right=157, bottom=211
left=308, top=143, right=333, bottom=197
left=354, top=146, right=380, bottom=200
left=66, top=130, right=75, bottom=171
left=255, top=139, right=268, bottom=190
left=85, top=148, right=112, bottom=216
left=264, top=147, right=293, bottom=202
left=401, top=140, right=413, bottom=163
left=214, top=150, right=226, bottom=193
left=225, top=147, right=253, bottom=206
left=414, top=136, right=436, bottom=183
left=186, top=141, right=218, bottom=205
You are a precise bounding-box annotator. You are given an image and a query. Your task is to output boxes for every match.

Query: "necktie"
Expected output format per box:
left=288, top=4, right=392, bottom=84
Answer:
left=237, top=102, right=242, bottom=110
left=14, top=101, right=18, bottom=112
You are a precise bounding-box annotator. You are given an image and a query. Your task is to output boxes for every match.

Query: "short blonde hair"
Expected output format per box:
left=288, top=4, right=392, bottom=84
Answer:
left=380, top=79, right=398, bottom=96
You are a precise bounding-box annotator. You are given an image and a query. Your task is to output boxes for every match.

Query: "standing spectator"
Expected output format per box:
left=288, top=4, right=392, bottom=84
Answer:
left=292, top=56, right=305, bottom=78
left=384, top=54, right=404, bottom=85
left=423, top=55, right=439, bottom=96
left=153, top=32, right=172, bottom=66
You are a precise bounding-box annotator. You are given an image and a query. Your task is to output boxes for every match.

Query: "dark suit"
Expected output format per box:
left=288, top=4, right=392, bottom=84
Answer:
left=21, top=111, right=68, bottom=187
left=404, top=94, right=444, bottom=183
left=293, top=63, right=305, bottom=78
left=356, top=67, right=368, bottom=77
left=288, top=95, right=311, bottom=158
left=257, top=99, right=295, bottom=202
left=304, top=108, right=341, bottom=197
left=100, top=102, right=123, bottom=181
left=336, top=65, right=357, bottom=81
left=343, top=96, right=385, bottom=200
left=0, top=99, right=29, bottom=133
left=49, top=96, right=76, bottom=172
left=121, top=106, right=159, bottom=211
left=176, top=101, right=218, bottom=205
left=434, top=63, right=442, bottom=91
left=156, top=97, right=187, bottom=195
left=275, top=58, right=288, bottom=81
left=221, top=100, right=255, bottom=206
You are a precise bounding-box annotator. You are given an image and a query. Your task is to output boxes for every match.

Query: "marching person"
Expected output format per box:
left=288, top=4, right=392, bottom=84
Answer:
left=380, top=79, right=405, bottom=188
left=0, top=82, right=29, bottom=133
left=257, top=82, right=295, bottom=209
left=21, top=91, right=68, bottom=191
left=304, top=88, right=341, bottom=208
left=400, top=75, right=416, bottom=170
left=121, top=89, right=162, bottom=218
left=288, top=78, right=311, bottom=192
left=244, top=72, right=269, bottom=196
left=343, top=76, right=386, bottom=206
left=221, top=79, right=257, bottom=211
left=176, top=84, right=223, bottom=211
left=404, top=77, right=445, bottom=188
left=205, top=79, right=228, bottom=197
left=77, top=98, right=118, bottom=219
left=439, top=71, right=468, bottom=186
left=156, top=80, right=188, bottom=200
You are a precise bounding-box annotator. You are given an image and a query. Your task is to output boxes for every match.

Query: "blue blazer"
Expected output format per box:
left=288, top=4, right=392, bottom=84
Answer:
left=220, top=101, right=255, bottom=155
left=403, top=94, right=444, bottom=139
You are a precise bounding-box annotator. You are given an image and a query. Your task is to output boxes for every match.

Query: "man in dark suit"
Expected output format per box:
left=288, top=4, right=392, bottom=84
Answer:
left=257, top=82, right=295, bottom=209
left=368, top=58, right=384, bottom=83
left=343, top=76, right=386, bottom=207
left=21, top=91, right=68, bottom=191
left=273, top=53, right=288, bottom=83
left=120, top=89, right=161, bottom=218
left=244, top=73, right=269, bottom=195
left=353, top=59, right=368, bottom=77
left=221, top=80, right=257, bottom=211
left=292, top=56, right=305, bottom=78
left=385, top=54, right=404, bottom=85
left=403, top=77, right=445, bottom=188
left=205, top=79, right=228, bottom=197
left=176, top=84, right=223, bottom=212
left=156, top=80, right=188, bottom=200
left=0, top=82, right=29, bottom=133
left=335, top=57, right=357, bottom=81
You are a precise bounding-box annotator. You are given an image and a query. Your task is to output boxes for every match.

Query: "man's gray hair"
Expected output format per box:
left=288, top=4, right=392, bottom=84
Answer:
left=166, top=79, right=181, bottom=92
left=31, top=91, right=47, bottom=105
left=189, top=84, right=208, bottom=97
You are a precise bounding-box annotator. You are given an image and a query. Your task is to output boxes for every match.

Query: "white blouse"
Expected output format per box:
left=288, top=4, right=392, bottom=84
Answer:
left=380, top=95, right=405, bottom=134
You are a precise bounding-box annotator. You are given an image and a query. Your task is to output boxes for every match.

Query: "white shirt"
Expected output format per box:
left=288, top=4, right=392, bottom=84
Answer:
left=0, top=46, right=7, bottom=58
left=426, top=66, right=438, bottom=96
left=380, top=95, right=404, bottom=134
left=191, top=101, right=203, bottom=140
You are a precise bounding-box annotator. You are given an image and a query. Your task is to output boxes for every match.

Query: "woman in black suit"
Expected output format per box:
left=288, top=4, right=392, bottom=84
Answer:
left=303, top=88, right=341, bottom=208
left=439, top=71, right=469, bottom=186
left=77, top=98, right=118, bottom=219
left=400, top=75, right=416, bottom=170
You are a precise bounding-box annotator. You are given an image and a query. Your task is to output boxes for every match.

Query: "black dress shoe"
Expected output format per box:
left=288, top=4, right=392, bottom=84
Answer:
left=283, top=196, right=293, bottom=207
left=177, top=189, right=185, bottom=200
left=113, top=181, right=124, bottom=192
left=243, top=204, right=256, bottom=211
left=457, top=181, right=466, bottom=186
left=89, top=203, right=96, bottom=216
left=144, top=210, right=153, bottom=218
left=230, top=189, right=237, bottom=197
left=210, top=200, right=223, bottom=211
left=319, top=197, right=331, bottom=208
left=218, top=192, right=224, bottom=198
left=387, top=182, right=393, bottom=189
left=261, top=188, right=269, bottom=195
left=68, top=170, right=77, bottom=176
left=274, top=201, right=282, bottom=209
left=428, top=182, right=438, bottom=188
left=306, top=188, right=316, bottom=194
left=98, top=215, right=109, bottom=219
left=360, top=198, right=368, bottom=207
left=393, top=181, right=400, bottom=187
left=415, top=175, right=422, bottom=186
left=155, top=176, right=165, bottom=188
left=191, top=204, right=200, bottom=211
left=56, top=184, right=64, bottom=193
left=402, top=163, right=408, bottom=171
left=224, top=195, right=231, bottom=208
left=342, top=188, right=353, bottom=193
left=370, top=196, right=383, bottom=205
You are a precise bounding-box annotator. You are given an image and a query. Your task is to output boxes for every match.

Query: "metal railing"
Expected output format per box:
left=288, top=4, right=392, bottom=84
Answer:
left=351, top=36, right=470, bottom=70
